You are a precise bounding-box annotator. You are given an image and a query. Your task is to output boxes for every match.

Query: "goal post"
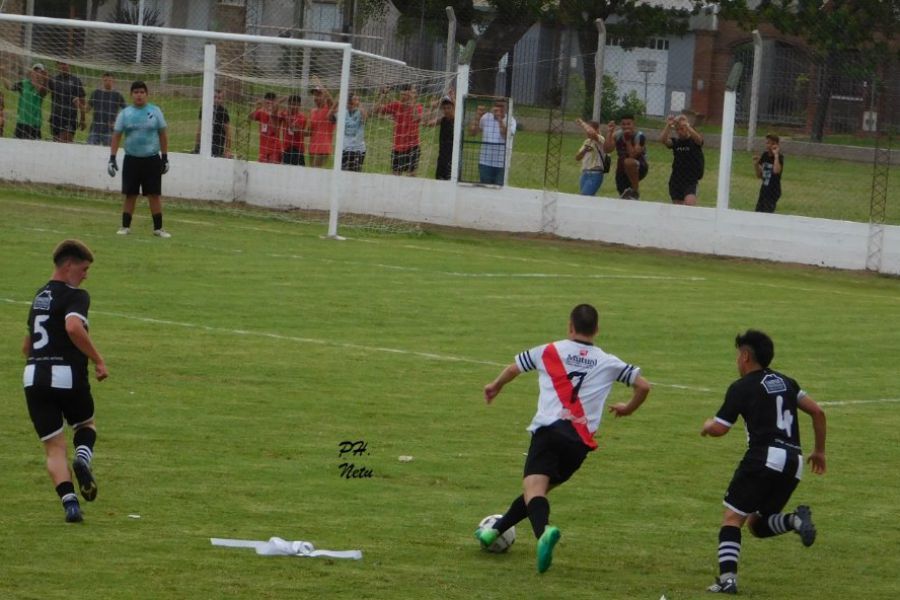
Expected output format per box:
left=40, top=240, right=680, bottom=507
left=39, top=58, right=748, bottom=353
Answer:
left=0, top=13, right=455, bottom=237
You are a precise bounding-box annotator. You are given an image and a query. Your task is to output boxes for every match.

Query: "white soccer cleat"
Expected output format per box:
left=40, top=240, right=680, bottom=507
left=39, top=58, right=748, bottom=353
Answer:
left=116, top=227, right=130, bottom=235
left=153, top=228, right=172, bottom=239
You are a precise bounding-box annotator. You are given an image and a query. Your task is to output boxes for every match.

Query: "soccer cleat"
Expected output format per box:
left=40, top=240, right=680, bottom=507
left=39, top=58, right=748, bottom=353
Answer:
left=794, top=505, right=816, bottom=547
left=64, top=500, right=83, bottom=523
left=620, top=187, right=634, bottom=199
left=116, top=227, right=130, bottom=235
left=536, top=526, right=561, bottom=573
left=153, top=228, right=172, bottom=238
left=707, top=576, right=738, bottom=594
left=474, top=527, right=499, bottom=550
left=632, top=190, right=641, bottom=200
left=73, top=457, right=98, bottom=502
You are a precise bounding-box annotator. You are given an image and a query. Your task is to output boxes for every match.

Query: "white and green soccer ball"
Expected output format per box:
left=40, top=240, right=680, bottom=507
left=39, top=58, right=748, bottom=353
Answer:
left=478, top=514, right=516, bottom=553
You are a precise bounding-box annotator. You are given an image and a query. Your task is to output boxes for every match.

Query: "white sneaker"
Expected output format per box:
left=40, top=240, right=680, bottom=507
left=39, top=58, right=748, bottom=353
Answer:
left=153, top=229, right=172, bottom=239
left=116, top=227, right=130, bottom=235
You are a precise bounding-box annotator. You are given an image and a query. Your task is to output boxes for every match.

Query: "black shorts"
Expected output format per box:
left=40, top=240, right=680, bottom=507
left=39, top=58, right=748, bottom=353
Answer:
left=723, top=451, right=802, bottom=516
left=14, top=123, right=41, bottom=140
left=524, top=421, right=591, bottom=485
left=25, top=385, right=95, bottom=441
left=615, top=161, right=649, bottom=194
left=123, top=154, right=162, bottom=196
left=391, top=146, right=420, bottom=173
left=669, top=176, right=699, bottom=201
left=342, top=150, right=366, bottom=172
left=282, top=148, right=306, bottom=166
left=50, top=114, right=77, bottom=137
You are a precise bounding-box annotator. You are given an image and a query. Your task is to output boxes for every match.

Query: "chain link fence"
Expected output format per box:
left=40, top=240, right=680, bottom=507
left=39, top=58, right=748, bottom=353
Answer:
left=0, top=0, right=895, bottom=225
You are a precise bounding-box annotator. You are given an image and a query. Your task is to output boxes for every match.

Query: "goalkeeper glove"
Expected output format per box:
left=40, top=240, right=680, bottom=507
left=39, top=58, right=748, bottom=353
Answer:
left=107, top=155, right=118, bottom=178
left=161, top=153, right=169, bottom=175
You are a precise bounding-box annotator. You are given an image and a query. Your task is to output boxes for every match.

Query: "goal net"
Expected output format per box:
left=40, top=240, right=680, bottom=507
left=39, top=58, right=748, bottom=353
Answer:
left=0, top=13, right=456, bottom=235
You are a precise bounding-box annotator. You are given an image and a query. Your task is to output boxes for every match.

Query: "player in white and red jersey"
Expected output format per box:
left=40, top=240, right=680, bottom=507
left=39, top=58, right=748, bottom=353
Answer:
left=477, top=303, right=651, bottom=573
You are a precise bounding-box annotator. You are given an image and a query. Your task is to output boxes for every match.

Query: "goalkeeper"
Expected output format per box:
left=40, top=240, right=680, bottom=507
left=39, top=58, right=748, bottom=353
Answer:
left=108, top=81, right=171, bottom=238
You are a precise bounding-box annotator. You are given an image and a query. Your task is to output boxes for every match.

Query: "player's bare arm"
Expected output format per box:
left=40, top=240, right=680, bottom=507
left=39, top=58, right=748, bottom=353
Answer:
left=484, top=363, right=521, bottom=404
left=609, top=375, right=651, bottom=417
left=22, top=334, right=31, bottom=357
left=65, top=316, right=108, bottom=381
left=701, top=417, right=730, bottom=437
left=660, top=116, right=675, bottom=147
left=798, top=394, right=827, bottom=474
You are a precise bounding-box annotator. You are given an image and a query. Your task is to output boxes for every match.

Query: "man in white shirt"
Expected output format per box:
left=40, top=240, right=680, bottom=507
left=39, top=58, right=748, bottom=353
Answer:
left=469, top=99, right=516, bottom=185
left=477, top=304, right=651, bottom=573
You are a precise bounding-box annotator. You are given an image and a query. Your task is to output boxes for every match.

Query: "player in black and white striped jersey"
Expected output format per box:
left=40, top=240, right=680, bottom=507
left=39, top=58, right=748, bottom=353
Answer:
left=23, top=240, right=108, bottom=523
left=701, top=330, right=827, bottom=594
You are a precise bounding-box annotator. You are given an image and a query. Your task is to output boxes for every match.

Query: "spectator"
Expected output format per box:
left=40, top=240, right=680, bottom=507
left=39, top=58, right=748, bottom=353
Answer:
left=48, top=61, right=86, bottom=143
left=249, top=92, right=282, bottom=163
left=469, top=99, right=516, bottom=185
left=574, top=118, right=608, bottom=196
left=660, top=114, right=704, bottom=205
left=281, top=94, right=307, bottom=166
left=0, top=88, right=5, bottom=137
left=87, top=72, right=126, bottom=146
left=603, top=113, right=648, bottom=200
left=342, top=93, right=367, bottom=172
left=375, top=84, right=423, bottom=177
left=194, top=88, right=232, bottom=158
left=308, top=85, right=336, bottom=168
left=432, top=95, right=455, bottom=180
left=108, top=81, right=171, bottom=238
left=753, top=134, right=784, bottom=213
left=8, top=63, right=48, bottom=140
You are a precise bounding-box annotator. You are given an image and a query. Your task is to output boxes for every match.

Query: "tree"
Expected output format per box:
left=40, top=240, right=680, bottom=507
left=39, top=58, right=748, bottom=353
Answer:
left=715, top=0, right=900, bottom=141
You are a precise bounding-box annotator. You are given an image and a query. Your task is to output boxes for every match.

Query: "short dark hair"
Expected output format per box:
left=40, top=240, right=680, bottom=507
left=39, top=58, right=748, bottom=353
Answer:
left=570, top=304, right=599, bottom=336
left=130, top=80, right=148, bottom=92
left=288, top=94, right=302, bottom=105
left=53, top=239, right=94, bottom=266
left=619, top=113, right=635, bottom=122
left=766, top=133, right=780, bottom=143
left=264, top=92, right=277, bottom=100
left=101, top=72, right=112, bottom=77
left=735, top=329, right=774, bottom=368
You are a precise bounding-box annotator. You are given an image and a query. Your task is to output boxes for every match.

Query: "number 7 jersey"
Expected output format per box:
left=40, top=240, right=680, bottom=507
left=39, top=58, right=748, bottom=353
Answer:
left=516, top=339, right=642, bottom=449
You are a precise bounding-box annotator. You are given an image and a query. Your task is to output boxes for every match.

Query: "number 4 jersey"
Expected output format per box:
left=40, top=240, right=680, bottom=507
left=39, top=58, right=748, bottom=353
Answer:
left=516, top=339, right=642, bottom=449
left=24, top=281, right=91, bottom=390
left=715, top=369, right=806, bottom=469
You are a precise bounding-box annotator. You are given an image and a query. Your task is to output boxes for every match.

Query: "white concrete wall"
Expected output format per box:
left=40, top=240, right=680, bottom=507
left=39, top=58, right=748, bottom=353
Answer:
left=2, top=137, right=897, bottom=275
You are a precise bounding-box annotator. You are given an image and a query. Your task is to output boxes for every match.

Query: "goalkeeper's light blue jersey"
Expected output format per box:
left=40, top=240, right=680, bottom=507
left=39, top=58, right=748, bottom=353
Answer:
left=114, top=103, right=166, bottom=157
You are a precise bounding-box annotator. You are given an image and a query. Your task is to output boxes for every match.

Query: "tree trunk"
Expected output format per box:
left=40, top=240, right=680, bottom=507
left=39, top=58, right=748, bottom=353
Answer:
left=469, top=18, right=533, bottom=95
left=811, top=51, right=837, bottom=142
left=576, top=25, right=599, bottom=119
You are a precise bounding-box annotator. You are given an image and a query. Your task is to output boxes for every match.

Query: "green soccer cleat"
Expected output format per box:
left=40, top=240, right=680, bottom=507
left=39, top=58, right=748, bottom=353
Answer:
left=475, top=527, right=499, bottom=550
left=536, top=526, right=561, bottom=573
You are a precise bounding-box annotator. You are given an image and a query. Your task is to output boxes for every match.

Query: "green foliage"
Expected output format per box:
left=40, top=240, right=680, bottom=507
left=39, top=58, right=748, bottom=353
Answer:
left=0, top=190, right=898, bottom=599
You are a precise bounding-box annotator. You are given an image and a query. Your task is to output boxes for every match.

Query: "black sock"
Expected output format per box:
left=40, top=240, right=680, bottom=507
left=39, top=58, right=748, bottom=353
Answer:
left=122, top=212, right=133, bottom=228
left=717, top=525, right=742, bottom=577
left=527, top=496, right=550, bottom=539
left=750, top=513, right=795, bottom=538
left=152, top=212, right=163, bottom=230
left=73, top=427, right=97, bottom=465
left=56, top=481, right=77, bottom=505
left=493, top=495, right=528, bottom=534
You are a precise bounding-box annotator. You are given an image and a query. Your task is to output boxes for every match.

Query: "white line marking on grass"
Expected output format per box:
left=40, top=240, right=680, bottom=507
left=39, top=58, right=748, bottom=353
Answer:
left=818, top=398, right=900, bottom=407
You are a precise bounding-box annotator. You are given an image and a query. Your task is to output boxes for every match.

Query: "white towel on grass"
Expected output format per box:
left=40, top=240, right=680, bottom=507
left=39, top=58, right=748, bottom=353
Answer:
left=210, top=537, right=362, bottom=559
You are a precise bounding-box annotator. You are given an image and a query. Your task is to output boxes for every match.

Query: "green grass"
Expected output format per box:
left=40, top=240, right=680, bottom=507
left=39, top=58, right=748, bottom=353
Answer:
left=1, top=189, right=899, bottom=599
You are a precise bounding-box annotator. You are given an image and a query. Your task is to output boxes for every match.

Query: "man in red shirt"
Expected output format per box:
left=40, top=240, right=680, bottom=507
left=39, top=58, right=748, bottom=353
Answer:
left=281, top=95, right=307, bottom=166
left=376, top=85, right=423, bottom=176
left=308, top=86, right=336, bottom=168
left=249, top=92, right=282, bottom=163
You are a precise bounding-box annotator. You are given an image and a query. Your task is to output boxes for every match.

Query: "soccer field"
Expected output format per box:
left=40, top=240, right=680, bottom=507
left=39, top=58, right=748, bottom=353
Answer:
left=1, top=190, right=898, bottom=599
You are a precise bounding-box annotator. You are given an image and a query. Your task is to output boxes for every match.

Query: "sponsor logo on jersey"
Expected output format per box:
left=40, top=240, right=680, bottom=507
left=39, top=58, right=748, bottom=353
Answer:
left=33, top=289, right=52, bottom=311
left=565, top=353, right=598, bottom=368
left=761, top=373, right=787, bottom=394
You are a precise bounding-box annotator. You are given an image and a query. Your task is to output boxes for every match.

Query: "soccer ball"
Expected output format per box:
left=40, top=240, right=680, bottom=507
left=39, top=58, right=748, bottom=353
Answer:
left=478, top=514, right=516, bottom=553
